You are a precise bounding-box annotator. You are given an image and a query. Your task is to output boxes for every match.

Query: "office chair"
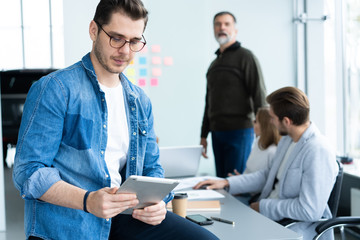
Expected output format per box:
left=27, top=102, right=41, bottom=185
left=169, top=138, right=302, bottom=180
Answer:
left=314, top=216, right=360, bottom=240
left=278, top=159, right=346, bottom=239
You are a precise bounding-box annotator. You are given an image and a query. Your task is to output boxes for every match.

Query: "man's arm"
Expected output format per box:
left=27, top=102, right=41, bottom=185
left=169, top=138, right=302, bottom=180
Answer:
left=243, top=52, right=267, bottom=114
left=40, top=180, right=139, bottom=219
left=259, top=145, right=337, bottom=221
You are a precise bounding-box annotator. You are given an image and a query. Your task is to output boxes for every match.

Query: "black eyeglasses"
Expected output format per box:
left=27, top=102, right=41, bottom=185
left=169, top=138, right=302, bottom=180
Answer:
left=95, top=21, right=146, bottom=52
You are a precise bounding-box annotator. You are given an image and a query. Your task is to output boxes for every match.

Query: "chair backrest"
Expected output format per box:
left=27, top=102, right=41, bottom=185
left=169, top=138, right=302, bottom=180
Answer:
left=327, top=159, right=343, bottom=218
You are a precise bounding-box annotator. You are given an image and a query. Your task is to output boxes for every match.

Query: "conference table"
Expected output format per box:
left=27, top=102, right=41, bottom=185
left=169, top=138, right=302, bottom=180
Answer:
left=182, top=189, right=302, bottom=239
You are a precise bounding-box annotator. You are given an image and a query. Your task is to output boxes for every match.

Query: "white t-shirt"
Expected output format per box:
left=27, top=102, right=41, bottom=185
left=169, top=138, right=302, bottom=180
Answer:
left=244, top=137, right=277, bottom=174
left=99, top=82, right=129, bottom=187
left=268, top=141, right=297, bottom=199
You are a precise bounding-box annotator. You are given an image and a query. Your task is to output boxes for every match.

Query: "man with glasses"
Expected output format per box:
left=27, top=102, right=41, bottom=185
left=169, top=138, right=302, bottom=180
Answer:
left=13, top=0, right=218, bottom=239
left=200, top=11, right=267, bottom=178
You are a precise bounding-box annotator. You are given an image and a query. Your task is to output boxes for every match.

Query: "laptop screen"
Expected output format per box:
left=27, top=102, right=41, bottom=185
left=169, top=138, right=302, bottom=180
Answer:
left=159, top=145, right=203, bottom=178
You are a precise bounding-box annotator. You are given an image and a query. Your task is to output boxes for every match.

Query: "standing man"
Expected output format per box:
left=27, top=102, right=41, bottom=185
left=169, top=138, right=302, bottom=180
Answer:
left=200, top=11, right=267, bottom=177
left=13, top=0, right=218, bottom=239
left=195, top=87, right=338, bottom=239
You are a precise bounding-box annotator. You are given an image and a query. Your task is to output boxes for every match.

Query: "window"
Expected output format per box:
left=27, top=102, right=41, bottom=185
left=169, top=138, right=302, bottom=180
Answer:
left=0, top=0, right=64, bottom=70
left=344, top=0, right=360, bottom=157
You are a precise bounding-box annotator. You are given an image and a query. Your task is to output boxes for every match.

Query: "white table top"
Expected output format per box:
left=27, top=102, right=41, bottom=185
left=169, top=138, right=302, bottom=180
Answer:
left=187, top=189, right=302, bottom=240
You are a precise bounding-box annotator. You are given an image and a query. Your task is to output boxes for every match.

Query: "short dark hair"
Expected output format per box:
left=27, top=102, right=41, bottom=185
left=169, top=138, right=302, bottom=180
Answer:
left=266, top=87, right=310, bottom=126
left=93, top=0, right=148, bottom=30
left=213, top=11, right=237, bottom=24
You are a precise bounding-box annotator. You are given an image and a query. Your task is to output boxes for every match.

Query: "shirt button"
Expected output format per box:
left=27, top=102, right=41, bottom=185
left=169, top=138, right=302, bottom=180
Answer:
left=103, top=125, right=107, bottom=128
left=131, top=157, right=135, bottom=160
left=142, top=130, right=146, bottom=134
left=106, top=218, right=109, bottom=221
left=105, top=174, right=109, bottom=178
left=133, top=132, right=136, bottom=136
left=101, top=151, right=104, bottom=155
left=102, top=99, right=105, bottom=102
left=22, top=194, right=25, bottom=198
left=131, top=107, right=135, bottom=111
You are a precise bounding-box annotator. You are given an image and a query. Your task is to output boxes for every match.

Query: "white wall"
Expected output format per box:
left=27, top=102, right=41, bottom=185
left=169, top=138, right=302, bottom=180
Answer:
left=63, top=0, right=295, bottom=175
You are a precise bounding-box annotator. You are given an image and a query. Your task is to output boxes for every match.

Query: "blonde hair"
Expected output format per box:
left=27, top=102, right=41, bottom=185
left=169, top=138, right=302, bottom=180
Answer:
left=257, top=107, right=281, bottom=149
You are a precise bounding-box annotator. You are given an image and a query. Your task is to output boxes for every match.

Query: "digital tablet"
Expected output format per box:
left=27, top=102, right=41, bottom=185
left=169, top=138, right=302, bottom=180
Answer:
left=117, top=175, right=180, bottom=214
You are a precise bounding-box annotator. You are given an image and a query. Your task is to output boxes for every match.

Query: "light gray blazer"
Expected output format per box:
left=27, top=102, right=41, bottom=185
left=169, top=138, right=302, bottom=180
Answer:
left=227, top=123, right=338, bottom=239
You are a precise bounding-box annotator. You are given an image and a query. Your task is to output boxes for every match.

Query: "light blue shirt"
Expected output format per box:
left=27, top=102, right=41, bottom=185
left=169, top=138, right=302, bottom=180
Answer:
left=13, top=53, right=172, bottom=240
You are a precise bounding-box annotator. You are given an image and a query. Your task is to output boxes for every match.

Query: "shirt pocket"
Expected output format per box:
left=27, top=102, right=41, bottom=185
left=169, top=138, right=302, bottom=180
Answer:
left=62, top=114, right=93, bottom=150
left=282, top=167, right=302, bottom=198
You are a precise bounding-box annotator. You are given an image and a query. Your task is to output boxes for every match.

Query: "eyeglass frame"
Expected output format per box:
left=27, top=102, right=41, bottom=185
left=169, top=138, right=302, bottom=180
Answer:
left=94, top=21, right=146, bottom=52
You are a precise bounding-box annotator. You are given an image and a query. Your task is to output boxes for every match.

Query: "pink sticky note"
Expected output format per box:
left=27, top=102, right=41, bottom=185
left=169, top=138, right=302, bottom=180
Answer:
left=163, top=57, right=173, bottom=66
left=151, top=45, right=161, bottom=53
left=140, top=45, right=148, bottom=53
left=150, top=78, right=158, bottom=87
left=152, top=56, right=162, bottom=65
left=152, top=68, right=162, bottom=77
left=138, top=78, right=146, bottom=87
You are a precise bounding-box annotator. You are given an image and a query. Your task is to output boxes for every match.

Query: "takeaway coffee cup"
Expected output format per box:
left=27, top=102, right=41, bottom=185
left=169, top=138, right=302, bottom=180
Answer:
left=172, top=193, right=188, bottom=217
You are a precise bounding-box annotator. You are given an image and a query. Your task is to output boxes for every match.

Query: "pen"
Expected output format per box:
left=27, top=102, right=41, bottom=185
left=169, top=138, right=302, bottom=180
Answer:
left=211, top=216, right=235, bottom=225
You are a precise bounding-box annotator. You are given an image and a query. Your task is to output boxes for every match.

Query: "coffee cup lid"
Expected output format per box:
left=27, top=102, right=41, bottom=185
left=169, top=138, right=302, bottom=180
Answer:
left=174, top=193, right=188, bottom=199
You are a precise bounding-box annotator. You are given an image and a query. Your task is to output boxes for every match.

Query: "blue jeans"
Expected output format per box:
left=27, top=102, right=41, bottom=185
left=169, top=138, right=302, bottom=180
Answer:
left=211, top=128, right=254, bottom=177
left=109, top=211, right=219, bottom=240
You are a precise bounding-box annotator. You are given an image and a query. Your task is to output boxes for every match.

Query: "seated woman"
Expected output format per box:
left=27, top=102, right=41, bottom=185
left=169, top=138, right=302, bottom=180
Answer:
left=244, top=107, right=280, bottom=174
left=227, top=107, right=281, bottom=204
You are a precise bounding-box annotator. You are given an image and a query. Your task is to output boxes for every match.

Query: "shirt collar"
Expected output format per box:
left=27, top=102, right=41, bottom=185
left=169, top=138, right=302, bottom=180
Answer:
left=215, top=41, right=241, bottom=56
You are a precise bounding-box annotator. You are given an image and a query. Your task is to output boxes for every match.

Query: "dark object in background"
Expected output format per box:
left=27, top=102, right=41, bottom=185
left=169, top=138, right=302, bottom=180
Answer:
left=1, top=69, right=57, bottom=162
left=337, top=155, right=353, bottom=165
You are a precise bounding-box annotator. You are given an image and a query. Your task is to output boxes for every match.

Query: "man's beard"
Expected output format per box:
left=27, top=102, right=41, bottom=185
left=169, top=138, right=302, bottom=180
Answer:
left=94, top=40, right=126, bottom=74
left=216, top=32, right=233, bottom=45
left=279, top=131, right=288, bottom=136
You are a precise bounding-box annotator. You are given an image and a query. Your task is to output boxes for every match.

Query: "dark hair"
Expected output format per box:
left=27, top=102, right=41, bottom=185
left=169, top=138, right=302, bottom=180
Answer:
left=213, top=11, right=237, bottom=23
left=257, top=107, right=281, bottom=149
left=93, top=0, right=148, bottom=30
left=266, top=86, right=310, bottom=126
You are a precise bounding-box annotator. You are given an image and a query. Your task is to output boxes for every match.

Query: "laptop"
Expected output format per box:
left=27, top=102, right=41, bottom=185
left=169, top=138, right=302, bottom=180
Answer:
left=159, top=145, right=203, bottom=178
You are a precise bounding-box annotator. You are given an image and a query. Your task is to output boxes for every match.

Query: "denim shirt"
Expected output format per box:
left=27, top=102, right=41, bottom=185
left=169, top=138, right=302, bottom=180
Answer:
left=13, top=53, right=172, bottom=240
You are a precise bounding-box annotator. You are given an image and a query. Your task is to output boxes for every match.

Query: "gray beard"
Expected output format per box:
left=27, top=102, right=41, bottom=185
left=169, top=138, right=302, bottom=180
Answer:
left=216, top=36, right=231, bottom=45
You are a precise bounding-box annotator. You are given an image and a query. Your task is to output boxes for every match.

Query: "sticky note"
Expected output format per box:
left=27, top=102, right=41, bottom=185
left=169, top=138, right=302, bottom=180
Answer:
left=150, top=78, right=158, bottom=87
left=164, top=57, right=173, bottom=66
left=128, top=77, right=136, bottom=84
left=151, top=45, right=161, bottom=53
left=152, top=68, right=162, bottom=77
left=138, top=78, right=146, bottom=87
left=139, top=57, right=147, bottom=65
left=152, top=56, right=161, bottom=65
left=139, top=68, right=147, bottom=77
left=140, top=45, right=148, bottom=53
left=126, top=68, right=136, bottom=77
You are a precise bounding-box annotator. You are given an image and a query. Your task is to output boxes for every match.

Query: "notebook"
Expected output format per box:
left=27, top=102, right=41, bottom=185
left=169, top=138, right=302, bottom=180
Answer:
left=159, top=145, right=203, bottom=178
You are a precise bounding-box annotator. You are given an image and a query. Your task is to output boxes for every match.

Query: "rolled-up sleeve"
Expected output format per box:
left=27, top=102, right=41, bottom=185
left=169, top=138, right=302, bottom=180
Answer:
left=20, top=168, right=62, bottom=199
left=12, top=75, right=67, bottom=199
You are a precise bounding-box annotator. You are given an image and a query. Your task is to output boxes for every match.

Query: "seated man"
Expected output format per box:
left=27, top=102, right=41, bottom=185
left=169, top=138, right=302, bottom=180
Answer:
left=195, top=86, right=338, bottom=239
left=12, top=0, right=218, bottom=239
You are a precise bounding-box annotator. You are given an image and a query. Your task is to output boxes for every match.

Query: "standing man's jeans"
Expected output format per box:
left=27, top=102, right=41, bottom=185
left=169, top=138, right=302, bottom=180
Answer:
left=211, top=128, right=254, bottom=177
